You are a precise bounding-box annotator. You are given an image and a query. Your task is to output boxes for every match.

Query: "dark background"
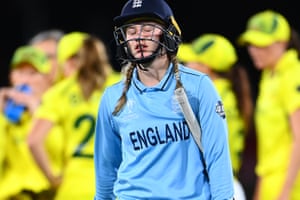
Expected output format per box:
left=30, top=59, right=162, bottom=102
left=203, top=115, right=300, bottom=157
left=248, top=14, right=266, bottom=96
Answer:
left=0, top=1, right=298, bottom=199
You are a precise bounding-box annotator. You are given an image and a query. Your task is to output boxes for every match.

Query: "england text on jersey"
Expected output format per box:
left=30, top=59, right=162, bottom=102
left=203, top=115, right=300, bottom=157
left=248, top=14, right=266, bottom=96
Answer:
left=129, top=120, right=191, bottom=150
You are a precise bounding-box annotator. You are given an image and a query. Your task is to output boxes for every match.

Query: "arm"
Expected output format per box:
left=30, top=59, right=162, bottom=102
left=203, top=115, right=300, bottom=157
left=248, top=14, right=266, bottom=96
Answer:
left=0, top=87, right=9, bottom=111
left=94, top=91, right=122, bottom=200
left=1, top=87, right=40, bottom=114
left=27, top=118, right=62, bottom=189
left=252, top=177, right=261, bottom=200
left=0, top=114, right=7, bottom=178
left=277, top=109, right=300, bottom=200
left=198, top=76, right=234, bottom=199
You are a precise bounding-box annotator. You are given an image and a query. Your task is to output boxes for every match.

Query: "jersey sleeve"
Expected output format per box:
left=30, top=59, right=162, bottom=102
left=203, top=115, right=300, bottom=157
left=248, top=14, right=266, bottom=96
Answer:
left=34, top=85, right=64, bottom=123
left=196, top=76, right=234, bottom=199
left=94, top=88, right=122, bottom=200
left=280, top=68, right=300, bottom=114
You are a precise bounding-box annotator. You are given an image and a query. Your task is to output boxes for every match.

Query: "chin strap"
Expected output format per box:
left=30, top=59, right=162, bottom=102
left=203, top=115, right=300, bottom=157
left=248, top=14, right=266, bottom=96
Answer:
left=134, top=47, right=166, bottom=71
left=137, top=63, right=149, bottom=71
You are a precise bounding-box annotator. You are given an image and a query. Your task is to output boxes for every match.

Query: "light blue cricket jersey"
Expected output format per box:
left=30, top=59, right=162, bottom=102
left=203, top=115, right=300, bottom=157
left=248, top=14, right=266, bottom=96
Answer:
left=94, top=64, right=234, bottom=200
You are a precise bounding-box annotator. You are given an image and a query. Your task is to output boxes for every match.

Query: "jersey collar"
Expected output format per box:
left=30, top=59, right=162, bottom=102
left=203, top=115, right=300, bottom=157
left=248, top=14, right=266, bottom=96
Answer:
left=132, top=63, right=174, bottom=93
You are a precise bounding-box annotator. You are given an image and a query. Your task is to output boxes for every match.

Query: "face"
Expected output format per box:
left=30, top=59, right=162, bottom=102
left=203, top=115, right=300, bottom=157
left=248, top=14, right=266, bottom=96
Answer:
left=61, top=55, right=80, bottom=78
left=125, top=22, right=163, bottom=59
left=9, top=64, right=52, bottom=97
left=247, top=41, right=287, bottom=70
left=32, top=39, right=61, bottom=83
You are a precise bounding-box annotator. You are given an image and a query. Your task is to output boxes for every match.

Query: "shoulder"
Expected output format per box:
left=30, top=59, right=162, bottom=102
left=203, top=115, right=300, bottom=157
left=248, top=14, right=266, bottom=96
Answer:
left=102, top=80, right=124, bottom=101
left=178, top=63, right=214, bottom=89
left=105, top=71, right=123, bottom=87
left=97, top=81, right=124, bottom=115
left=178, top=63, right=206, bottom=77
left=44, top=74, right=78, bottom=98
left=279, top=50, right=300, bottom=77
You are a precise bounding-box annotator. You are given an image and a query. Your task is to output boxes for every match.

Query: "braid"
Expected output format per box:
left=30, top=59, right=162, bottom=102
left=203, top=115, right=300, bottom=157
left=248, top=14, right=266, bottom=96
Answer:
left=112, top=63, right=135, bottom=115
left=171, top=56, right=183, bottom=89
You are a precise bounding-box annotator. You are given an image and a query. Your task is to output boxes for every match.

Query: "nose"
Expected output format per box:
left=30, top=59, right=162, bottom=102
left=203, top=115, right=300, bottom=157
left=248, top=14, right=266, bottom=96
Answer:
left=18, top=75, right=31, bottom=86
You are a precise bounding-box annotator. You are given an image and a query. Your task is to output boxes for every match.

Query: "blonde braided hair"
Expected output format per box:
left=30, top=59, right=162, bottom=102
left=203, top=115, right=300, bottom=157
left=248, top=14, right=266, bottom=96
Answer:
left=112, top=63, right=135, bottom=115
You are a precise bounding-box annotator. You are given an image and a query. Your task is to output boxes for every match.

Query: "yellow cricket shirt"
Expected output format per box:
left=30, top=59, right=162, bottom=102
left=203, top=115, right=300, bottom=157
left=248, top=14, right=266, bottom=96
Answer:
left=0, top=110, right=64, bottom=198
left=214, top=78, right=245, bottom=176
left=255, top=49, right=300, bottom=176
left=35, top=71, right=121, bottom=200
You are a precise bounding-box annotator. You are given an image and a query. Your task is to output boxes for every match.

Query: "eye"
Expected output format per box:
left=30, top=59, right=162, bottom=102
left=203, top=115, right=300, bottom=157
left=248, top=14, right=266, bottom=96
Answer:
left=126, top=26, right=137, bottom=36
left=126, top=29, right=135, bottom=36
left=142, top=25, right=155, bottom=33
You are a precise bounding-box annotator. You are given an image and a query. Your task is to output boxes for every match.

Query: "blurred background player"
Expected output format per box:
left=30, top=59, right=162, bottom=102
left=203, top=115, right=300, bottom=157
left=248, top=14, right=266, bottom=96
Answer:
left=0, top=30, right=65, bottom=199
left=27, top=33, right=121, bottom=200
left=0, top=106, right=6, bottom=184
left=238, top=10, right=300, bottom=200
left=28, top=29, right=65, bottom=84
left=178, top=33, right=253, bottom=200
left=0, top=46, right=64, bottom=200
left=56, top=31, right=89, bottom=78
